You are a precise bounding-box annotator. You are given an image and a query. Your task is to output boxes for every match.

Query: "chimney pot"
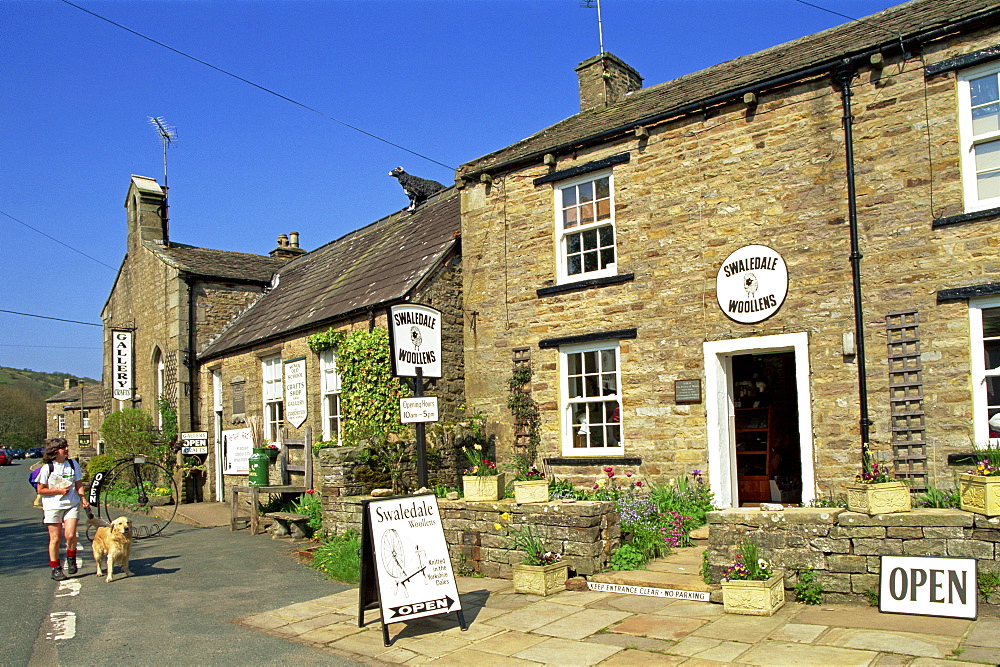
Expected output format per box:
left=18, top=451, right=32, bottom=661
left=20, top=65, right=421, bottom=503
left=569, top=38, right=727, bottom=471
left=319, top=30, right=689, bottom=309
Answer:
left=277, top=233, right=288, bottom=247
left=290, top=232, right=299, bottom=248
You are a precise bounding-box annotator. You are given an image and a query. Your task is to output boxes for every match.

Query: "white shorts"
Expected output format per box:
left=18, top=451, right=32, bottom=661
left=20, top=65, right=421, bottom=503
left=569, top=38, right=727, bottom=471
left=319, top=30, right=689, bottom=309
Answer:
left=43, top=505, right=80, bottom=525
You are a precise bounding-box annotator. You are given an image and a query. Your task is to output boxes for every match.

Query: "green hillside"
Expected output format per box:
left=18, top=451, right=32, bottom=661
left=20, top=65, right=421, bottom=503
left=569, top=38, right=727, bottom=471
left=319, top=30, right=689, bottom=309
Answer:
left=0, top=366, right=101, bottom=400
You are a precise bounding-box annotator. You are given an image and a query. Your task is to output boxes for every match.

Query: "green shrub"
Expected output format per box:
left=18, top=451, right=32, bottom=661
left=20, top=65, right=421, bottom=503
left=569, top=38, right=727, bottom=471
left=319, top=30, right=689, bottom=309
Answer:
left=85, top=454, right=116, bottom=480
left=292, top=490, right=323, bottom=534
left=609, top=544, right=647, bottom=571
left=309, top=530, right=362, bottom=583
left=916, top=484, right=960, bottom=509
left=100, top=408, right=168, bottom=464
left=978, top=572, right=1000, bottom=599
left=794, top=568, right=823, bottom=604
left=648, top=470, right=715, bottom=528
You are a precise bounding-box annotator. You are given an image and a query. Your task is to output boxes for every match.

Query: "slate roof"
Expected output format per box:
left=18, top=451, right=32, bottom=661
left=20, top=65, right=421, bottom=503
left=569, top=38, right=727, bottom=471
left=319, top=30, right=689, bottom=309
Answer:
left=45, top=384, right=103, bottom=409
left=460, top=0, right=1000, bottom=176
left=149, top=244, right=287, bottom=284
left=199, top=190, right=460, bottom=360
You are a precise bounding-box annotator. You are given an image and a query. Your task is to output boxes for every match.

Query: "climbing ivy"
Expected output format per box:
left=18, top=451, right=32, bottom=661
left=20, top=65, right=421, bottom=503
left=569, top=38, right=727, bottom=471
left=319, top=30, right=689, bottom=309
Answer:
left=310, top=327, right=408, bottom=446
left=507, top=363, right=541, bottom=460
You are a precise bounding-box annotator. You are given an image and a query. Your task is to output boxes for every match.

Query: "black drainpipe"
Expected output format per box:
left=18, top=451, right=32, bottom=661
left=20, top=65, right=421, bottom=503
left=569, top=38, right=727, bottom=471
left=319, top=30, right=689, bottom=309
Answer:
left=181, top=274, right=197, bottom=434
left=834, top=63, right=872, bottom=456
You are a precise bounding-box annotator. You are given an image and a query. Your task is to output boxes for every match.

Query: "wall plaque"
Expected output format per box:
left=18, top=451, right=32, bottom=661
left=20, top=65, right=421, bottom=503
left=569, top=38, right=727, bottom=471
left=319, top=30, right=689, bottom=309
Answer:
left=716, top=244, right=788, bottom=324
left=674, top=379, right=702, bottom=404
left=231, top=377, right=245, bottom=415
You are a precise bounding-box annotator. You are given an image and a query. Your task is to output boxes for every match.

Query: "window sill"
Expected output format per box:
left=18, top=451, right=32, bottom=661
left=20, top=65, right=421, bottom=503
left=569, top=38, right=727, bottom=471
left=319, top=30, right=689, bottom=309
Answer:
left=537, top=273, right=634, bottom=297
left=545, top=456, right=641, bottom=467
left=932, top=206, right=1000, bottom=228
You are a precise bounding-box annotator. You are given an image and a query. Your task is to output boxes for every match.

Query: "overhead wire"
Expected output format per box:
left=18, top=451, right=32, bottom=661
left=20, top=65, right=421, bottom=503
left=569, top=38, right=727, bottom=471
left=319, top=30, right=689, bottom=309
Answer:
left=0, top=210, right=118, bottom=271
left=57, top=0, right=456, bottom=171
left=0, top=310, right=103, bottom=327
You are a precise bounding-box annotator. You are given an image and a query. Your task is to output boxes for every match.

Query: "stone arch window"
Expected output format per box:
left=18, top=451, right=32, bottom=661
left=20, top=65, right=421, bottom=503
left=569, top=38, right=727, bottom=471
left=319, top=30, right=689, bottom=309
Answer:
left=151, top=346, right=165, bottom=428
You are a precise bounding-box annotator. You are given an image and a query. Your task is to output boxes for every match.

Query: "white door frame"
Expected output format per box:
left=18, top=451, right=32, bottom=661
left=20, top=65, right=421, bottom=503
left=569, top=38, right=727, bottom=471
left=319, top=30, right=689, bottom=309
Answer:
left=212, top=370, right=224, bottom=502
left=703, top=332, right=814, bottom=508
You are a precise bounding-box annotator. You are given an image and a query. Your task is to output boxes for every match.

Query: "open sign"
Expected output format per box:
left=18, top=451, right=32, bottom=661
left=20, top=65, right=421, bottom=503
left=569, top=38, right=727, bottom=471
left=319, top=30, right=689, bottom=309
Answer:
left=879, top=556, right=977, bottom=619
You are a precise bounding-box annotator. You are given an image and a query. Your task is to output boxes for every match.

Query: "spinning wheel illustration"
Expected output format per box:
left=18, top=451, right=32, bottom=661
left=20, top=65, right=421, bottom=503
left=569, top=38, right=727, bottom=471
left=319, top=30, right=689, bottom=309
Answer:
left=380, top=529, right=427, bottom=597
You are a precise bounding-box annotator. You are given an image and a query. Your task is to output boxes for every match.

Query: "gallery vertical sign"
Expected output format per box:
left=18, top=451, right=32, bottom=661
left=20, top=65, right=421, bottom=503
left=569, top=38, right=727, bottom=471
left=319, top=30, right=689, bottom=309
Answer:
left=112, top=330, right=134, bottom=400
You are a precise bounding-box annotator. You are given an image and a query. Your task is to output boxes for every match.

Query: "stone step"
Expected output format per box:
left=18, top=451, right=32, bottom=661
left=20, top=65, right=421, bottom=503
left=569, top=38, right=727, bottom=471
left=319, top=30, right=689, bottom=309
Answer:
left=590, top=568, right=716, bottom=593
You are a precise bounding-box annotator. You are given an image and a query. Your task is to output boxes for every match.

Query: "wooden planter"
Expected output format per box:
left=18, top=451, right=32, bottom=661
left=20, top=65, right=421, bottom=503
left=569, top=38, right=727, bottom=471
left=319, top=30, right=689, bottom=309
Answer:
left=512, top=561, right=569, bottom=596
left=514, top=479, right=548, bottom=504
left=462, top=473, right=506, bottom=501
left=721, top=573, right=785, bottom=616
left=846, top=481, right=911, bottom=515
left=958, top=473, right=1000, bottom=517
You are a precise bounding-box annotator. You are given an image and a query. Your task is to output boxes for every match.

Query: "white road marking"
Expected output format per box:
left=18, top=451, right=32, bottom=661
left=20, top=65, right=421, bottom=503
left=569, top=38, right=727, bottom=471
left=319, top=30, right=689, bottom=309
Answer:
left=47, top=612, right=76, bottom=640
left=55, top=580, right=82, bottom=597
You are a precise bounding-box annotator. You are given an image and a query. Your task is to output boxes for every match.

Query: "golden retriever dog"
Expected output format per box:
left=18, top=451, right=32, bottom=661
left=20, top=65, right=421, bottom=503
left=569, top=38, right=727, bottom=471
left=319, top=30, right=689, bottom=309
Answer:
left=92, top=516, right=132, bottom=582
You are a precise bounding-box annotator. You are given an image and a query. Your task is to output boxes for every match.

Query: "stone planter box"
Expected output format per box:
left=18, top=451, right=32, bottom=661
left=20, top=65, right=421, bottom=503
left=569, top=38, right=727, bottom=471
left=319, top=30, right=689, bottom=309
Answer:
left=721, top=573, right=785, bottom=616
left=512, top=561, right=569, bottom=596
left=958, top=473, right=1000, bottom=517
left=513, top=479, right=549, bottom=504
left=463, top=473, right=507, bottom=502
left=845, top=481, right=911, bottom=515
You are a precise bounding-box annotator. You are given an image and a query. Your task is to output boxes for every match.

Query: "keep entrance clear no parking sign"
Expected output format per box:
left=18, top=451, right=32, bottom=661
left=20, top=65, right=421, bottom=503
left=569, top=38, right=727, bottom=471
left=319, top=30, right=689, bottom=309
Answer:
left=358, top=493, right=466, bottom=645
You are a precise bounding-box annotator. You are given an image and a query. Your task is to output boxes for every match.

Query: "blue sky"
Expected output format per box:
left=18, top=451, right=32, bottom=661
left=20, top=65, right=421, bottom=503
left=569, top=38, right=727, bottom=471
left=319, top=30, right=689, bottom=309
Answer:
left=1, top=0, right=901, bottom=380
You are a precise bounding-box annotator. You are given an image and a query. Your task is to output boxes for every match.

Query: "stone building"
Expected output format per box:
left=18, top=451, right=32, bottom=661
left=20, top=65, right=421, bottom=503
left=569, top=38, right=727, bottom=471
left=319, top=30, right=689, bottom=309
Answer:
left=44, top=379, right=104, bottom=461
left=102, top=175, right=291, bottom=475
left=456, top=0, right=1000, bottom=507
left=197, top=188, right=463, bottom=501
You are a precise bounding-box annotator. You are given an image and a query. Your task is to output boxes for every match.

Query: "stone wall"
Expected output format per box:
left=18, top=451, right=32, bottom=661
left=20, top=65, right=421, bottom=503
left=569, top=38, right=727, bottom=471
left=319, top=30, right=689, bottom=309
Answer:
left=320, top=494, right=620, bottom=577
left=706, top=508, right=1000, bottom=606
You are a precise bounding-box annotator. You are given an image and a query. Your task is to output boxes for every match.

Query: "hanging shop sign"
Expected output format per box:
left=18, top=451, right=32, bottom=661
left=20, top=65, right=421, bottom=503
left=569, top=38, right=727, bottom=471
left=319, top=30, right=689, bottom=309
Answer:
left=716, top=244, right=788, bottom=324
left=283, top=357, right=308, bottom=428
left=388, top=304, right=442, bottom=378
left=180, top=431, right=209, bottom=455
left=111, top=330, right=134, bottom=400
left=879, top=556, right=977, bottom=620
left=221, top=428, right=253, bottom=475
left=358, top=493, right=465, bottom=646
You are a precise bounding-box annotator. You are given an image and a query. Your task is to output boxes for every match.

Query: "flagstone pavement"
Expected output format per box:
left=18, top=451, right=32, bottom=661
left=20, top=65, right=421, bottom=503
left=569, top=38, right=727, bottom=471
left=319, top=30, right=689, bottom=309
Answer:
left=238, top=576, right=1000, bottom=666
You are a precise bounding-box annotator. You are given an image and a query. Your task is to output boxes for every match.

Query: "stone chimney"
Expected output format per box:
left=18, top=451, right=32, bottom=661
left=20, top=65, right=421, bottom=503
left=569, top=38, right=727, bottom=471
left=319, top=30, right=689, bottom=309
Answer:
left=63, top=378, right=79, bottom=390
left=269, top=232, right=307, bottom=260
left=124, top=175, right=167, bottom=250
left=575, top=52, right=643, bottom=112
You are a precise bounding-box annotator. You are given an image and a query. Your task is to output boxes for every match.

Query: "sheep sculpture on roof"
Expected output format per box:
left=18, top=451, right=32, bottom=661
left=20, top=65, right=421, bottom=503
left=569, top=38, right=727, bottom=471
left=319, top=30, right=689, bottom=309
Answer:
left=389, top=167, right=446, bottom=211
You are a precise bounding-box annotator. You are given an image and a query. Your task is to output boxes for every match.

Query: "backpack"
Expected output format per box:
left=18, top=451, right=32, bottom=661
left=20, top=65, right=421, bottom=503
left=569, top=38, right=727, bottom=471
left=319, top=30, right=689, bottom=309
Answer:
left=29, top=459, right=77, bottom=490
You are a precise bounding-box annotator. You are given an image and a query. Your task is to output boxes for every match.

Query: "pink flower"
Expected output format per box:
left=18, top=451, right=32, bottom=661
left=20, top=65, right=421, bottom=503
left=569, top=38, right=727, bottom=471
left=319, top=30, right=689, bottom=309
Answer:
left=635, top=480, right=643, bottom=487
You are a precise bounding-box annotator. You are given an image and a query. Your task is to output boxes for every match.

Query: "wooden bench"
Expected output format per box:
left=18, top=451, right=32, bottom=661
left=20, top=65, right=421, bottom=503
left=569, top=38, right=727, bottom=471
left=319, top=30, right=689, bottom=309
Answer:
left=265, top=511, right=310, bottom=539
left=230, top=427, right=314, bottom=534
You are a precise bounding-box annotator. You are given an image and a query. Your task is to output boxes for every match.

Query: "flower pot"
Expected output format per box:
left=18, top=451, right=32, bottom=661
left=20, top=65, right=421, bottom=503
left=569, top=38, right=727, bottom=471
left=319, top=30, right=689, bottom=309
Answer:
left=845, top=481, right=911, bottom=515
left=721, top=573, right=785, bottom=616
left=514, top=479, right=548, bottom=504
left=463, top=473, right=506, bottom=502
left=512, top=561, right=569, bottom=596
left=264, top=447, right=280, bottom=462
left=958, top=473, right=1000, bottom=516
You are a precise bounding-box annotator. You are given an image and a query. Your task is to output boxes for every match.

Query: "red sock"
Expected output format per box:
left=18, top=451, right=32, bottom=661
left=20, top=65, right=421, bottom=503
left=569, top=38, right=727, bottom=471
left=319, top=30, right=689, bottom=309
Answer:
left=50, top=560, right=60, bottom=568
left=67, top=550, right=76, bottom=559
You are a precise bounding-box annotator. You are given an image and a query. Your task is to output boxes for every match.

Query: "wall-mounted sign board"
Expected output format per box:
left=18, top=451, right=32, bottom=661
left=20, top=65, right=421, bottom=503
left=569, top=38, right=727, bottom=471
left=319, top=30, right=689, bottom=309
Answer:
left=716, top=244, right=788, bottom=324
left=180, top=431, right=209, bottom=455
left=358, top=493, right=466, bottom=646
left=674, top=379, right=702, bottom=404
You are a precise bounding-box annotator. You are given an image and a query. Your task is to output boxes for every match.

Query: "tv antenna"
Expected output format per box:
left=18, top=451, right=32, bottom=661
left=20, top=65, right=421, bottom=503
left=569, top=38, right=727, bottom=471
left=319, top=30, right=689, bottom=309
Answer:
left=581, top=0, right=605, bottom=54
left=148, top=116, right=177, bottom=188
left=148, top=116, right=176, bottom=238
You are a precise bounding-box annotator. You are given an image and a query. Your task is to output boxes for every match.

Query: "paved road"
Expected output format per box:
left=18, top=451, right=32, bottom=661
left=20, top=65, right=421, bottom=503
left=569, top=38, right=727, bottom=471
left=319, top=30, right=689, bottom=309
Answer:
left=0, top=460, right=361, bottom=666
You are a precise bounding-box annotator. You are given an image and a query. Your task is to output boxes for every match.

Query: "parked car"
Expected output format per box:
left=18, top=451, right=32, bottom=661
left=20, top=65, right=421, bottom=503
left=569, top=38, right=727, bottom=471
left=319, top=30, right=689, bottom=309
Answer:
left=9, top=448, right=25, bottom=460
left=27, top=447, right=43, bottom=458
left=0, top=450, right=10, bottom=466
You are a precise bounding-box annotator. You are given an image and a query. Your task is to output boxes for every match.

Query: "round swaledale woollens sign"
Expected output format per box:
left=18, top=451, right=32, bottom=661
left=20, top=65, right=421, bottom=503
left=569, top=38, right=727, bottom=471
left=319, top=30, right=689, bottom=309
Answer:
left=716, top=244, right=788, bottom=324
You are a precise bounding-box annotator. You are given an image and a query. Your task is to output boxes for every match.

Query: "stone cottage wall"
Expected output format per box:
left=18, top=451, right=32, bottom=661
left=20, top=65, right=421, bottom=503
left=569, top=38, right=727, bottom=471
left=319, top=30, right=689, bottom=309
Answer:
left=706, top=508, right=1000, bottom=606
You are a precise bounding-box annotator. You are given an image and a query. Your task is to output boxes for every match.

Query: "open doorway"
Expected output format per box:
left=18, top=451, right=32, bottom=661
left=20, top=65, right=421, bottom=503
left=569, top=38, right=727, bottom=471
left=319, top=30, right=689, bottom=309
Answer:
left=703, top=333, right=814, bottom=508
left=731, top=352, right=801, bottom=505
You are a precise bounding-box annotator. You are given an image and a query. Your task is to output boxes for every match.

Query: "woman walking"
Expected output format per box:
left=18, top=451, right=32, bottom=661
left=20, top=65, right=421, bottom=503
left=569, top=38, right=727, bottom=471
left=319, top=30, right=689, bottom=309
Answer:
left=37, top=437, right=89, bottom=580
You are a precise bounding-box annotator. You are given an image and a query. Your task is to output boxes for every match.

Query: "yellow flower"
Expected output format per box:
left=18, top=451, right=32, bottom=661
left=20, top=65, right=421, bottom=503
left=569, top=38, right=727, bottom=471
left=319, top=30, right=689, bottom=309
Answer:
left=500, top=512, right=511, bottom=521
left=472, top=465, right=479, bottom=474
left=474, top=444, right=482, bottom=451
left=493, top=523, right=502, bottom=531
